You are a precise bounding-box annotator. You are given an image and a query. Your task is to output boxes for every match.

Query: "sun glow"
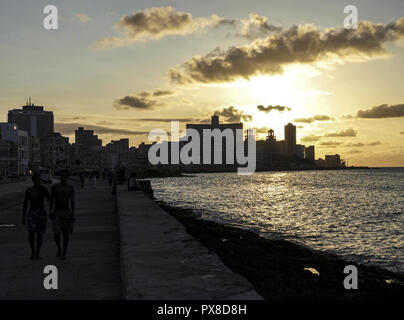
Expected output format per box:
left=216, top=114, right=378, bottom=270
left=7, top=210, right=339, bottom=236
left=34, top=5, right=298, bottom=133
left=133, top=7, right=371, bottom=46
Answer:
left=234, top=66, right=330, bottom=138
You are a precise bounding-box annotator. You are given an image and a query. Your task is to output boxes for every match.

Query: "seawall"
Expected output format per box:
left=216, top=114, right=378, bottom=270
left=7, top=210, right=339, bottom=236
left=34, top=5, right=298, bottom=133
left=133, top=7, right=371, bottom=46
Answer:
left=116, top=186, right=263, bottom=300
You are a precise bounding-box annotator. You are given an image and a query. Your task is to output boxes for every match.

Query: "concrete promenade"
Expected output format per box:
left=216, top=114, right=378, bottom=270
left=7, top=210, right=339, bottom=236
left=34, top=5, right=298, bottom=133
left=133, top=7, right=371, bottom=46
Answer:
left=0, top=179, right=262, bottom=300
left=0, top=181, right=121, bottom=299
left=116, top=186, right=262, bottom=300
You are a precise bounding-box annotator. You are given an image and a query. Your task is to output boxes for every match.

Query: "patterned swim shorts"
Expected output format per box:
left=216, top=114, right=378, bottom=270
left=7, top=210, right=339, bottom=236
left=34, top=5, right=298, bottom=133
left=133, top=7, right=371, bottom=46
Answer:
left=27, top=210, right=47, bottom=234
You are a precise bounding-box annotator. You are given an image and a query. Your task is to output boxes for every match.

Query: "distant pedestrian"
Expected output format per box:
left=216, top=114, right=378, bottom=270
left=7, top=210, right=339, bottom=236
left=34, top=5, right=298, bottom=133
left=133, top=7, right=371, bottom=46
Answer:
left=127, top=173, right=138, bottom=191
left=92, top=173, right=97, bottom=188
left=22, top=173, right=50, bottom=260
left=111, top=174, right=117, bottom=195
left=50, top=170, right=75, bottom=260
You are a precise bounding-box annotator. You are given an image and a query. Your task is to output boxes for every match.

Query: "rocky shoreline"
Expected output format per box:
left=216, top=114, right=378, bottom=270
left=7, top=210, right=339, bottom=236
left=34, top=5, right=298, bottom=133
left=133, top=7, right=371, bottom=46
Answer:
left=157, top=202, right=403, bottom=300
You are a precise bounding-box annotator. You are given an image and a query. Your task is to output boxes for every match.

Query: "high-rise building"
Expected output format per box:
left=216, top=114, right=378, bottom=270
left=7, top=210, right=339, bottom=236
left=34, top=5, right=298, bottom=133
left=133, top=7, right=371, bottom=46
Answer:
left=284, top=123, right=296, bottom=155
left=295, top=144, right=305, bottom=159
left=186, top=116, right=243, bottom=166
left=8, top=100, right=54, bottom=138
left=305, top=145, right=315, bottom=162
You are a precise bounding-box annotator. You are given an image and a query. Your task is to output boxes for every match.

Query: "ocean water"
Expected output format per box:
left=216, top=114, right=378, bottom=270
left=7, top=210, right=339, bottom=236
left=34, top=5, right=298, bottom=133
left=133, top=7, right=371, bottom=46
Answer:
left=151, top=168, right=404, bottom=273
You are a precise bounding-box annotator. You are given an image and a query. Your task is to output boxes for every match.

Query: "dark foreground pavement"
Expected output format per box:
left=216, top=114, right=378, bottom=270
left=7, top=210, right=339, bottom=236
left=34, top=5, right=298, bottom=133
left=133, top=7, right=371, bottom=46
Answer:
left=0, top=181, right=121, bottom=299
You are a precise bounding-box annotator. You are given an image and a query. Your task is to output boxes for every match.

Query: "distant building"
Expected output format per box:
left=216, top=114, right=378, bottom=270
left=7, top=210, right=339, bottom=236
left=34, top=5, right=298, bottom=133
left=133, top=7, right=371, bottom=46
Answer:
left=128, top=142, right=156, bottom=169
left=315, top=158, right=326, bottom=168
left=99, top=149, right=119, bottom=170
left=295, top=144, right=305, bottom=159
left=106, top=138, right=129, bottom=154
left=266, top=129, right=276, bottom=143
left=0, top=140, right=18, bottom=177
left=186, top=116, right=243, bottom=166
left=305, top=145, right=315, bottom=162
left=7, top=101, right=55, bottom=169
left=105, top=138, right=130, bottom=168
left=0, top=123, right=29, bottom=174
left=325, top=154, right=341, bottom=168
left=75, top=127, right=102, bottom=149
left=28, top=136, right=41, bottom=172
left=266, top=128, right=285, bottom=155
left=8, top=100, right=54, bottom=138
left=284, top=123, right=296, bottom=155
left=40, top=133, right=70, bottom=169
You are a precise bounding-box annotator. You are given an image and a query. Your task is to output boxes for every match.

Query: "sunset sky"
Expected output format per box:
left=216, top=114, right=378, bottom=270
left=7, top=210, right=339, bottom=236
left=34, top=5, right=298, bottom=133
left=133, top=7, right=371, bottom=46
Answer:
left=0, top=0, right=403, bottom=166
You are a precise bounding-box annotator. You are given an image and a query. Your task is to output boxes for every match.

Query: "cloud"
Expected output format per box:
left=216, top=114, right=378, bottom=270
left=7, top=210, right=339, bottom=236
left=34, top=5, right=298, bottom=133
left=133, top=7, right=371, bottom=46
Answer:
left=257, top=104, right=291, bottom=113
left=319, top=141, right=343, bottom=146
left=55, top=122, right=151, bottom=136
left=252, top=127, right=270, bottom=134
left=301, top=128, right=357, bottom=143
left=347, top=149, right=363, bottom=154
left=301, top=135, right=322, bottom=143
left=294, top=115, right=334, bottom=123
left=133, top=118, right=194, bottom=123
left=214, top=106, right=252, bottom=123
left=115, top=95, right=160, bottom=110
left=92, top=36, right=126, bottom=49
left=346, top=141, right=382, bottom=147
left=93, top=6, right=232, bottom=49
left=181, top=98, right=192, bottom=105
left=238, top=13, right=282, bottom=40
left=97, top=121, right=116, bottom=126
left=114, top=88, right=175, bottom=110
left=152, top=89, right=175, bottom=97
left=325, top=128, right=357, bottom=137
left=346, top=142, right=365, bottom=147
left=170, top=17, right=404, bottom=84
left=355, top=104, right=404, bottom=119
left=75, top=13, right=90, bottom=24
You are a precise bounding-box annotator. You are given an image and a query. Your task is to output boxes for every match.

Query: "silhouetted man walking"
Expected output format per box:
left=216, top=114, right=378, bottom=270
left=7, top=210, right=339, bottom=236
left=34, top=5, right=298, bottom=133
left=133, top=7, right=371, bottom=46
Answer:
left=23, top=173, right=50, bottom=259
left=50, top=170, right=75, bottom=259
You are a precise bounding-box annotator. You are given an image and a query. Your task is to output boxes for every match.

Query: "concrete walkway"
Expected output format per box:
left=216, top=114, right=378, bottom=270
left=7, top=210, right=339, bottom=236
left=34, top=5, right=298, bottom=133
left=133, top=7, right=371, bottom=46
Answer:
left=0, top=181, right=121, bottom=299
left=0, top=178, right=32, bottom=208
left=117, top=186, right=263, bottom=300
left=0, top=179, right=262, bottom=300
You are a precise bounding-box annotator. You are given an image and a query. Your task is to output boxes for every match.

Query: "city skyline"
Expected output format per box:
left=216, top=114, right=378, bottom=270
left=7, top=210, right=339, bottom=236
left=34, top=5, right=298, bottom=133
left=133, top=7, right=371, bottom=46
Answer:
left=0, top=100, right=350, bottom=174
left=1, top=1, right=403, bottom=166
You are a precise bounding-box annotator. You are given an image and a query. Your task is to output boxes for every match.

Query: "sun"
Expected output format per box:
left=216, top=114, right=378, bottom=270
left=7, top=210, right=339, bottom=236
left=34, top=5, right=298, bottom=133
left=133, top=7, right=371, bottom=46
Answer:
left=236, top=66, right=326, bottom=138
left=234, top=73, right=302, bottom=137
left=249, top=74, right=295, bottom=103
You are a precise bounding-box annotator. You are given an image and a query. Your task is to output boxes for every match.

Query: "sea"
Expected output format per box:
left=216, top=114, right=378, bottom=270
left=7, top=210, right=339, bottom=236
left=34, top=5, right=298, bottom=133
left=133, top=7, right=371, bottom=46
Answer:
left=151, top=168, right=404, bottom=273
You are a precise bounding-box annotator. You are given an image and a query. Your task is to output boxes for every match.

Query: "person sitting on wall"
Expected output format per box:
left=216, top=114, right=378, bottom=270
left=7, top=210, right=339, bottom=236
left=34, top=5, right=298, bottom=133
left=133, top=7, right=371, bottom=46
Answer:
left=127, top=173, right=138, bottom=191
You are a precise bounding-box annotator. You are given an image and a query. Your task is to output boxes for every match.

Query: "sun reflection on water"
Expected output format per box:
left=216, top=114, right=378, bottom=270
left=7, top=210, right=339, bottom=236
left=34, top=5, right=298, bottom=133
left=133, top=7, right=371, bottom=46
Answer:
left=151, top=169, right=404, bottom=273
